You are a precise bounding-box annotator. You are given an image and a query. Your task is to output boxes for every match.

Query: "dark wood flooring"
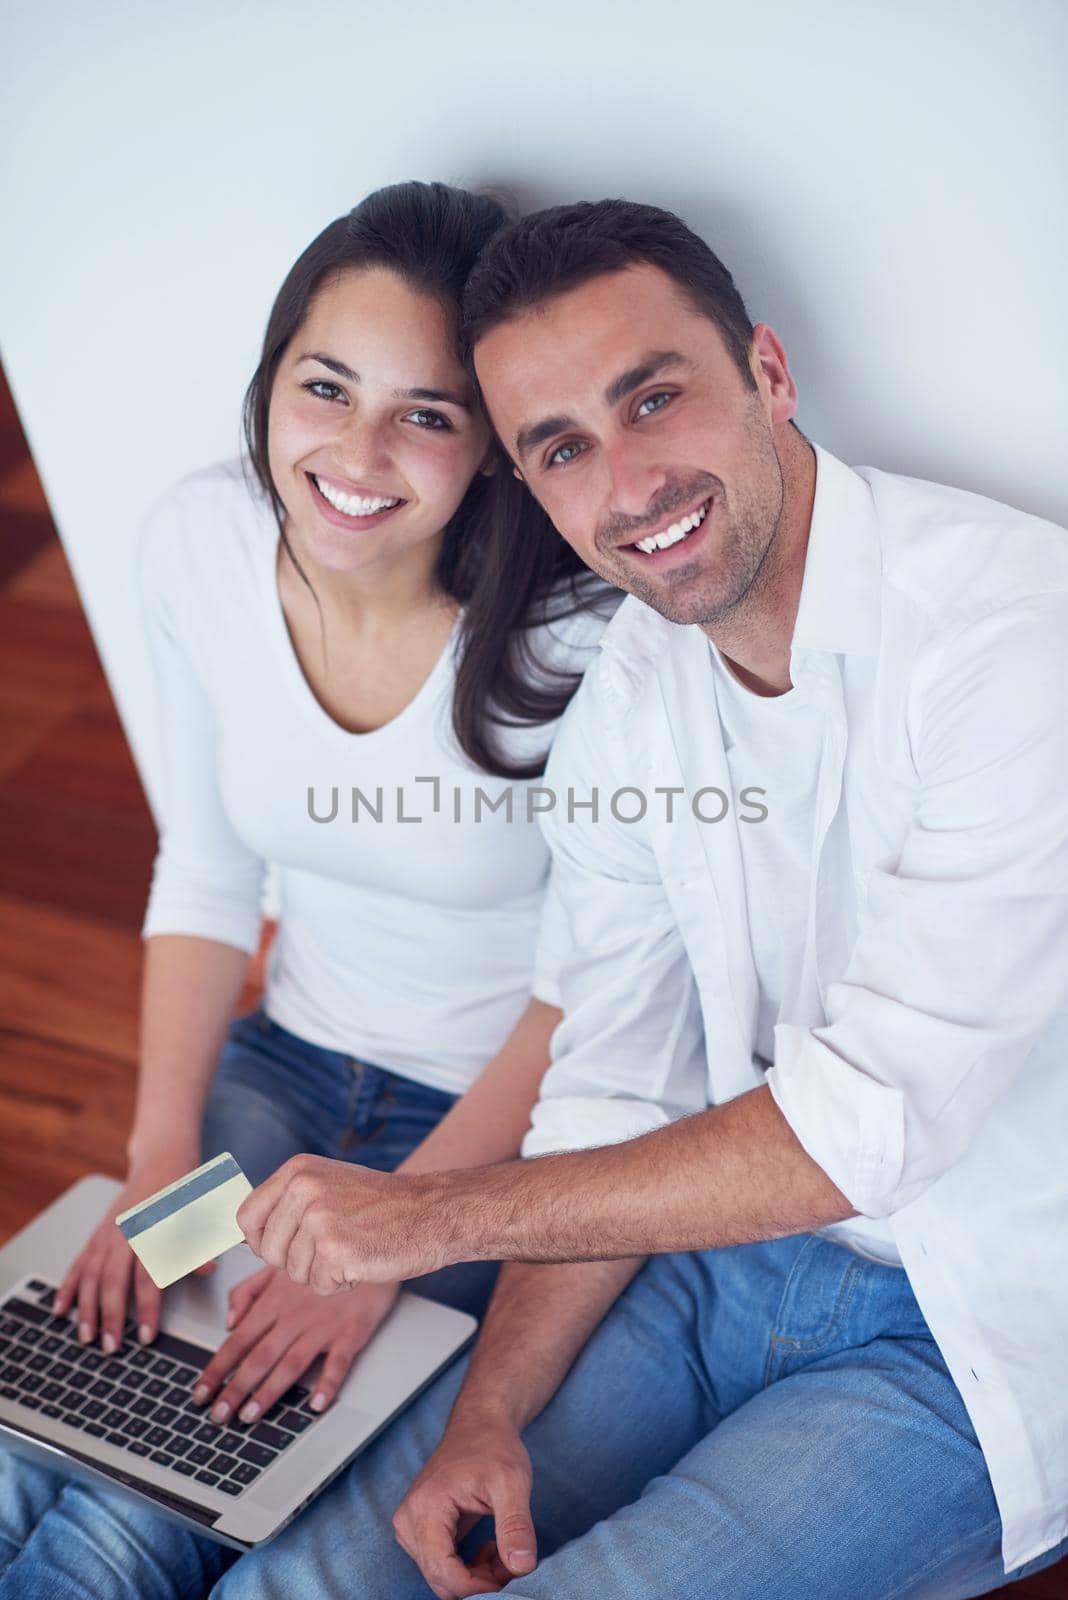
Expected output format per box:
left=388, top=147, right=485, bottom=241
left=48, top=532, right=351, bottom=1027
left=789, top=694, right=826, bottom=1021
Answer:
left=0, top=366, right=264, bottom=1240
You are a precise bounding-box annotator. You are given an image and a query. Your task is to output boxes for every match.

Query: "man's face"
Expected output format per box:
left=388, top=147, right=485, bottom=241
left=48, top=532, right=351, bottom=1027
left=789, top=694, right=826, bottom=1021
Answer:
left=473, top=262, right=797, bottom=627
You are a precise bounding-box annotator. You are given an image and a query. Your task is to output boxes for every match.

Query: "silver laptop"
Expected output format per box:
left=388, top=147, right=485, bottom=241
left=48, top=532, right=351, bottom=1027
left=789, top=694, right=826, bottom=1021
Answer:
left=0, top=1174, right=476, bottom=1549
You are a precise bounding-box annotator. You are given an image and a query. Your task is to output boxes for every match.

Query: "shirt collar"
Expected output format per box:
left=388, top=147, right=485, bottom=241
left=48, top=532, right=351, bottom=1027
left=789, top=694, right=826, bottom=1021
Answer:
left=790, top=442, right=882, bottom=660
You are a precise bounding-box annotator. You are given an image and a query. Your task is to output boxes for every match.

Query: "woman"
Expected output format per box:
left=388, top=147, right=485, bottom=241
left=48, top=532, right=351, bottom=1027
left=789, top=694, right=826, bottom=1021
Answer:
left=0, top=180, right=613, bottom=1595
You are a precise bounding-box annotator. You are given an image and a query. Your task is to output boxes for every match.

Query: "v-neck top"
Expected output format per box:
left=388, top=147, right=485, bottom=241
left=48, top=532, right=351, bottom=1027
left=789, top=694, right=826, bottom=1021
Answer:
left=139, top=460, right=607, bottom=1091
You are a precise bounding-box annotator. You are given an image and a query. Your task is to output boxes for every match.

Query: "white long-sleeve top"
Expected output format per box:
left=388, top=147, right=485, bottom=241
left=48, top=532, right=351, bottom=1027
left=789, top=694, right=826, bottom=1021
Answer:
left=524, top=444, right=1068, bottom=1573
left=139, top=460, right=606, bottom=1093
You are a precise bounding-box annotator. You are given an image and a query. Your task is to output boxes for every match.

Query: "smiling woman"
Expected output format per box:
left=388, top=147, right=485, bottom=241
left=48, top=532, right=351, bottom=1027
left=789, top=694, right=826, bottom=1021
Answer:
left=264, top=268, right=487, bottom=590
left=242, top=190, right=607, bottom=770
left=0, top=180, right=618, bottom=1595
left=256, top=264, right=495, bottom=739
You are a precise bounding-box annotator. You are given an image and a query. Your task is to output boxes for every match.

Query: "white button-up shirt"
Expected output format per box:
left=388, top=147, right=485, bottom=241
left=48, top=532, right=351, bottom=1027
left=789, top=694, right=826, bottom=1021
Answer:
left=525, top=444, right=1068, bottom=1572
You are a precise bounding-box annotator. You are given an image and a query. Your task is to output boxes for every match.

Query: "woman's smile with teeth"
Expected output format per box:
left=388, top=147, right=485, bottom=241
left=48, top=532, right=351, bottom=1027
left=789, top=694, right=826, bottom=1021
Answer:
left=313, top=475, right=403, bottom=517
left=632, top=497, right=711, bottom=554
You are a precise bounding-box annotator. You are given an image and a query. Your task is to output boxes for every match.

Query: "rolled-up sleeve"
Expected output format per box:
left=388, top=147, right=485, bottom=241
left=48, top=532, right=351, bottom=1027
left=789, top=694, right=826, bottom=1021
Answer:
left=138, top=500, right=265, bottom=954
left=766, top=592, right=1068, bottom=1216
left=521, top=671, right=708, bottom=1159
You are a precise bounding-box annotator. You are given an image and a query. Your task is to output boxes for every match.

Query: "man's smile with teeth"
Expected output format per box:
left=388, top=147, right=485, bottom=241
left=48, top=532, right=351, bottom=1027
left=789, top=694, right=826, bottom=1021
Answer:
left=312, top=474, right=403, bottom=517
left=628, top=496, right=712, bottom=555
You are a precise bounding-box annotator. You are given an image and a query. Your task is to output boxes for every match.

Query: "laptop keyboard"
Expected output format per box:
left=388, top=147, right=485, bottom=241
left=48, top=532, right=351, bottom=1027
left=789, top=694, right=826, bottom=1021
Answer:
left=0, top=1278, right=318, bottom=1499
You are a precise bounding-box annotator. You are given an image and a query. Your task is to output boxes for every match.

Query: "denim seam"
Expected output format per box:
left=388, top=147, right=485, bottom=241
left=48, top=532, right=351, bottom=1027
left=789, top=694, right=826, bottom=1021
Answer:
left=336, top=1058, right=362, bottom=1154
left=0, top=1482, right=65, bottom=1580
left=763, top=1237, right=818, bottom=1387
left=775, top=1261, right=862, bottom=1349
left=764, top=1257, right=863, bottom=1387
left=879, top=1513, right=1003, bottom=1600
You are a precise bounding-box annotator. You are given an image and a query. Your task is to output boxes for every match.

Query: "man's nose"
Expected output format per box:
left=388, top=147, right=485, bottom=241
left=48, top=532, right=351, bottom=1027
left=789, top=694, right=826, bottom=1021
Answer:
left=600, top=437, right=669, bottom=528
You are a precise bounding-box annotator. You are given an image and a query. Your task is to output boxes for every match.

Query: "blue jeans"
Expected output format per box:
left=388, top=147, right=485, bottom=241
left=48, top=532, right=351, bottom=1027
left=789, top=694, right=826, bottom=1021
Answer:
left=207, top=1235, right=1068, bottom=1600
left=200, top=1008, right=499, bottom=1318
left=0, top=1008, right=498, bottom=1598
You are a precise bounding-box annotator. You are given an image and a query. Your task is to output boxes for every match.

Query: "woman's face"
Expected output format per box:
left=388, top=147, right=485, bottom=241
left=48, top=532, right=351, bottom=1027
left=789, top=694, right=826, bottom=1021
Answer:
left=267, top=265, right=490, bottom=579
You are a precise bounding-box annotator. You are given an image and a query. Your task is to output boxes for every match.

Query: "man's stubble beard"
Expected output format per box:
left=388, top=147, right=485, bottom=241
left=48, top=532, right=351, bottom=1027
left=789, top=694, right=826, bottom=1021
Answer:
left=624, top=406, right=786, bottom=629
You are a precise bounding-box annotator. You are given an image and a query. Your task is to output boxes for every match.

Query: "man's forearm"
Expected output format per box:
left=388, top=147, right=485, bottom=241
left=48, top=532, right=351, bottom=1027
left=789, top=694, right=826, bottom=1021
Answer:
left=237, top=1087, right=858, bottom=1304
left=437, top=1085, right=856, bottom=1267
left=449, top=1257, right=644, bottom=1434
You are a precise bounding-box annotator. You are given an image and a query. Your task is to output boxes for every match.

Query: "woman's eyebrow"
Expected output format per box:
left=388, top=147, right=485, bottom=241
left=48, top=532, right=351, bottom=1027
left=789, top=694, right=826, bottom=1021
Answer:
left=401, top=385, right=471, bottom=411
left=298, top=351, right=360, bottom=382
left=296, top=352, right=470, bottom=410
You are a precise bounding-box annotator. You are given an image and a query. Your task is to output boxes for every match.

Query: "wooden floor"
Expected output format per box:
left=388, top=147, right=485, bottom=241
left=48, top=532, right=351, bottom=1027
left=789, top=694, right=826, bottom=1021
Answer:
left=0, top=368, right=1063, bottom=1597
left=0, top=366, right=262, bottom=1245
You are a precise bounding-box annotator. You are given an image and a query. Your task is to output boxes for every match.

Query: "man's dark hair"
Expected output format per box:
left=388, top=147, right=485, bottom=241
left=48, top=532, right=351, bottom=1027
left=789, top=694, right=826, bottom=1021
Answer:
left=459, top=197, right=758, bottom=396
left=447, top=199, right=757, bottom=724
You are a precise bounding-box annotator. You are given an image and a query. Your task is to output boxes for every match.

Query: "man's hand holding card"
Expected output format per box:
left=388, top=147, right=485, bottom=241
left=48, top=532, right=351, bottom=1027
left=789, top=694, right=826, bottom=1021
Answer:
left=236, top=1154, right=450, bottom=1294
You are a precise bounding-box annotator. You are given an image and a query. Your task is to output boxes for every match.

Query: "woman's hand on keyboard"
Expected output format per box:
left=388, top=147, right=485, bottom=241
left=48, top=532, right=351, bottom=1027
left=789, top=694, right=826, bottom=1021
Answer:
left=190, top=1263, right=399, bottom=1424
left=54, top=1155, right=215, bottom=1354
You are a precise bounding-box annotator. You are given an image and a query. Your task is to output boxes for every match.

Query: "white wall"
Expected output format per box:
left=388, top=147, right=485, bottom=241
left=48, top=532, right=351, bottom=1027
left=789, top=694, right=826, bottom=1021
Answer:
left=1, top=0, right=1064, bottom=815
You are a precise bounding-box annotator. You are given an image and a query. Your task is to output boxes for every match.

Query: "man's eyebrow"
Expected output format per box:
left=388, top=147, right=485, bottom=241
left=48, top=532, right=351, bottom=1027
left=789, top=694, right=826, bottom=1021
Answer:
left=604, top=350, right=690, bottom=406
left=514, top=350, right=692, bottom=465
left=515, top=412, right=577, bottom=465
left=296, top=353, right=471, bottom=410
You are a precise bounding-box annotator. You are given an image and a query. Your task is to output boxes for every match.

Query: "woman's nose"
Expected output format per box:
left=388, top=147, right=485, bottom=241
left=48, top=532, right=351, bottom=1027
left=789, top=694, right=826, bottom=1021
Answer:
left=335, top=412, right=392, bottom=477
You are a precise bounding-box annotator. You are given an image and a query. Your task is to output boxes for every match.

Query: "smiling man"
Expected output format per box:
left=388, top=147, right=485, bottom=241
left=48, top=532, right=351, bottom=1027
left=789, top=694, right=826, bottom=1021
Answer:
left=220, top=199, right=1068, bottom=1600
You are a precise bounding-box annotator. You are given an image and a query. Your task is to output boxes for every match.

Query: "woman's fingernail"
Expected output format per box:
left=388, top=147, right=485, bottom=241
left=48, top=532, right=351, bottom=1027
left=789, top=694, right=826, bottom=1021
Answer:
left=78, top=1323, right=91, bottom=1344
left=211, top=1401, right=231, bottom=1423
left=193, top=1384, right=210, bottom=1404
left=225, top=1309, right=235, bottom=1328
left=509, top=1550, right=536, bottom=1569
left=310, top=1392, right=328, bottom=1412
left=138, top=1324, right=153, bottom=1345
left=101, top=1333, right=117, bottom=1355
left=239, top=1401, right=260, bottom=1423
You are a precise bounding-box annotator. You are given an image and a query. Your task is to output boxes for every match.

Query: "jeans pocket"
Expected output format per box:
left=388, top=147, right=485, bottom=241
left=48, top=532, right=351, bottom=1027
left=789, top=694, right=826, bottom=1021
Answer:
left=763, top=1239, right=865, bottom=1386
left=225, top=1004, right=270, bottom=1046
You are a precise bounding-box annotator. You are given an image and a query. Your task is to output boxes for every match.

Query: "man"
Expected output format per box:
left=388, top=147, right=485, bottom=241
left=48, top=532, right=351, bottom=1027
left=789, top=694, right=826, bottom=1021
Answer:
left=222, top=199, right=1068, bottom=1600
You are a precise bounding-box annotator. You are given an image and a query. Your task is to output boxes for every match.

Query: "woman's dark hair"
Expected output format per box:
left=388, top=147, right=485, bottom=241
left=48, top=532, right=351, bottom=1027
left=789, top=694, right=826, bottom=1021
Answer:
left=243, top=179, right=607, bottom=780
